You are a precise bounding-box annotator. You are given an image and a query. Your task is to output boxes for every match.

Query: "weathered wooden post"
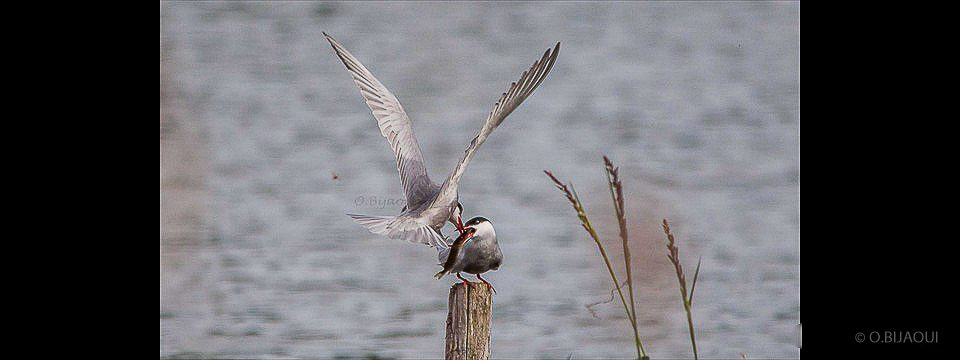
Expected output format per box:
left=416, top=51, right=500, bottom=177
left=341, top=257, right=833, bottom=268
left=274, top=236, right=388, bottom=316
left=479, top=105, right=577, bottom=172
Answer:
left=444, top=283, right=493, bottom=360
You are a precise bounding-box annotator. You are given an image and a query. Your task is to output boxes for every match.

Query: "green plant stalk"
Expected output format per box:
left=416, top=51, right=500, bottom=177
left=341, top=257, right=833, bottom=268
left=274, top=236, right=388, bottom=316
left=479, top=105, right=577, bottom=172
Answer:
left=663, top=219, right=699, bottom=360
left=685, top=256, right=701, bottom=360
left=683, top=299, right=698, bottom=360
left=578, top=213, right=644, bottom=358
left=572, top=186, right=646, bottom=359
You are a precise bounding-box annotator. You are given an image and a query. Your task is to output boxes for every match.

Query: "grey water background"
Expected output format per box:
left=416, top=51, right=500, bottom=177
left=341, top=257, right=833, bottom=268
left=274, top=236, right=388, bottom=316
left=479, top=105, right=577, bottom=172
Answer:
left=160, top=2, right=799, bottom=359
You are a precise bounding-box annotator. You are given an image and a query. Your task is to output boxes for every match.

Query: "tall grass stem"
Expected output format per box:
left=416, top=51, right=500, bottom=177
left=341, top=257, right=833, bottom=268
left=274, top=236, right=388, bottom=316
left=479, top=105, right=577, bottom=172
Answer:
left=544, top=170, right=647, bottom=359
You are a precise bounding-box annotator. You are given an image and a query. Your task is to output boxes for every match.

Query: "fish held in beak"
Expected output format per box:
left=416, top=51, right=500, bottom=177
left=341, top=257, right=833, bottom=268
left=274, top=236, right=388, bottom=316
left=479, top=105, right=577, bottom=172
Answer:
left=435, top=227, right=476, bottom=279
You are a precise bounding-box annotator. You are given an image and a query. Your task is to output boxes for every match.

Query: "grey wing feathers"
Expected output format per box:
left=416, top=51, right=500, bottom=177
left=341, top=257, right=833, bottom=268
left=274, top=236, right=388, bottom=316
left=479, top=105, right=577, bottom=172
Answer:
left=440, top=42, right=561, bottom=194
left=324, top=32, right=437, bottom=207
left=347, top=213, right=449, bottom=249
left=483, top=42, right=561, bottom=135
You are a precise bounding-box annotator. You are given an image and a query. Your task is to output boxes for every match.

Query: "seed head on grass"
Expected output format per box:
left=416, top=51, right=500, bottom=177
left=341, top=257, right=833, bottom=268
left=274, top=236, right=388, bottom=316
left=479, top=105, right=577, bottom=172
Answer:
left=603, top=156, right=643, bottom=358
left=663, top=218, right=701, bottom=360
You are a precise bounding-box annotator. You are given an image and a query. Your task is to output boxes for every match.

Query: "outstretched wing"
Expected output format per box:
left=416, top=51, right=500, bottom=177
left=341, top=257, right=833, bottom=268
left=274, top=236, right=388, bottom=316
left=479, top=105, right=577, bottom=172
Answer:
left=324, top=32, right=437, bottom=207
left=438, top=42, right=561, bottom=197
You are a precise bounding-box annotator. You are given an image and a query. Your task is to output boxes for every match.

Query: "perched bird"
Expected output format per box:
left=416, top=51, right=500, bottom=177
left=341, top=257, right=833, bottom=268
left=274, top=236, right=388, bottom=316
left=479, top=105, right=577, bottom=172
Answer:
left=323, top=31, right=560, bottom=246
left=436, top=217, right=502, bottom=292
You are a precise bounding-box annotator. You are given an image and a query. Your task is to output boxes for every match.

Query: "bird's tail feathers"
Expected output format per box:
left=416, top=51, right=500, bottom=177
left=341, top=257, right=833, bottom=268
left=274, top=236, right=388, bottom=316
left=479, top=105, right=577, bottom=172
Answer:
left=346, top=213, right=393, bottom=235
left=347, top=213, right=450, bottom=249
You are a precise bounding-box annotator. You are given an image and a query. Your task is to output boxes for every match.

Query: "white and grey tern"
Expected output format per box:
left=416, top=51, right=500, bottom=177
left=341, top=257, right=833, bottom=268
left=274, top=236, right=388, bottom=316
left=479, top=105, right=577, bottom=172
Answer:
left=435, top=216, right=501, bottom=291
left=323, top=32, right=559, bottom=281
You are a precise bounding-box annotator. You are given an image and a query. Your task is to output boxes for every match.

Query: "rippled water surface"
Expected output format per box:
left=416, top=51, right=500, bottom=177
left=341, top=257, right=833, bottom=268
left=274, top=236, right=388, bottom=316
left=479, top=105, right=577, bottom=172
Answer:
left=161, top=2, right=799, bottom=358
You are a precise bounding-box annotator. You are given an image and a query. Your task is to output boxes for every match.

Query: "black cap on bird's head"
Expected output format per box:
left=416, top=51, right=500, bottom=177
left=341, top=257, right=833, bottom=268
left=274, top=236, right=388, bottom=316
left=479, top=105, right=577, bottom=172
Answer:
left=464, top=216, right=490, bottom=227
left=463, top=216, right=495, bottom=239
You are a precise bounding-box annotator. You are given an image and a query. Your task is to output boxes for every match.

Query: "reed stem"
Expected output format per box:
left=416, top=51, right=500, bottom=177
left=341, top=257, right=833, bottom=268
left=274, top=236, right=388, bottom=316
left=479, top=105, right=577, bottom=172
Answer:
left=544, top=170, right=647, bottom=359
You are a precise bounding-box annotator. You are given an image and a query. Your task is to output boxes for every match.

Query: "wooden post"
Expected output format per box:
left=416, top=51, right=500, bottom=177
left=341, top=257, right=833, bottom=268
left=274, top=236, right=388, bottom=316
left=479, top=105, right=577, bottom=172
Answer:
left=444, top=283, right=493, bottom=360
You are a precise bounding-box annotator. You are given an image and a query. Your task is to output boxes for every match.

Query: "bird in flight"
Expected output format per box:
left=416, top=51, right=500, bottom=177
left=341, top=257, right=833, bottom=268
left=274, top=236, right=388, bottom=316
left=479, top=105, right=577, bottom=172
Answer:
left=323, top=32, right=559, bottom=251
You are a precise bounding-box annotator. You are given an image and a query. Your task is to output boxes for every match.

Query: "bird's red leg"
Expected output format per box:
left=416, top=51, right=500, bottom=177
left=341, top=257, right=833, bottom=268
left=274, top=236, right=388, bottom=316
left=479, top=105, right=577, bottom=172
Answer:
left=476, top=274, right=496, bottom=294
left=456, top=272, right=474, bottom=288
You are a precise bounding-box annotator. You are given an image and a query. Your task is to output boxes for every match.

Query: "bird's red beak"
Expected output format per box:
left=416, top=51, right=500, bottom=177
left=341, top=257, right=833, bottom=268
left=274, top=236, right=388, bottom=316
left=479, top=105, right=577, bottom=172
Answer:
left=454, top=226, right=475, bottom=243
left=455, top=218, right=465, bottom=234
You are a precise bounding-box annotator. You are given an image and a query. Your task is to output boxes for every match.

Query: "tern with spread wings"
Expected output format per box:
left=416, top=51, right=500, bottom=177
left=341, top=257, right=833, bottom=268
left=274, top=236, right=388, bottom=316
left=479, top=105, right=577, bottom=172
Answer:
left=324, top=32, right=559, bottom=248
